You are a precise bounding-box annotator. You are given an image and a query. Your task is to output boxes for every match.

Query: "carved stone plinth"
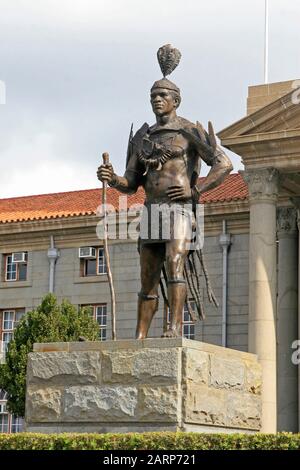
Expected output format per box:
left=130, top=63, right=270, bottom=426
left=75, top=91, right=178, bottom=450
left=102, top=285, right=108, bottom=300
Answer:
left=25, top=339, right=262, bottom=434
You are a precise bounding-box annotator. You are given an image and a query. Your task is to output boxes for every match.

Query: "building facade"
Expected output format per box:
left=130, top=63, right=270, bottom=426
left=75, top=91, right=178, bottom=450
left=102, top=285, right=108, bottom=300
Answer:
left=1, top=79, right=300, bottom=433
left=0, top=175, right=249, bottom=432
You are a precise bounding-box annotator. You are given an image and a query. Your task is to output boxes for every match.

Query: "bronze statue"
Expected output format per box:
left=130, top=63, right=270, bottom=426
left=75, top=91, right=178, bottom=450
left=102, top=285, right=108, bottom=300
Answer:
left=97, top=44, right=233, bottom=339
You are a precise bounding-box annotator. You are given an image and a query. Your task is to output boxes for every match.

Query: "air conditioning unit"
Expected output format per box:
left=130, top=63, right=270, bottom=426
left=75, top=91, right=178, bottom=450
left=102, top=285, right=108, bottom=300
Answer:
left=12, top=252, right=27, bottom=263
left=79, top=247, right=96, bottom=259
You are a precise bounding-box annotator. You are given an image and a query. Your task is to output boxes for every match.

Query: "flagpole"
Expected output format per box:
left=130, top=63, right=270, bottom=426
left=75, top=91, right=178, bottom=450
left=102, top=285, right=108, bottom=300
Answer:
left=264, top=0, right=269, bottom=83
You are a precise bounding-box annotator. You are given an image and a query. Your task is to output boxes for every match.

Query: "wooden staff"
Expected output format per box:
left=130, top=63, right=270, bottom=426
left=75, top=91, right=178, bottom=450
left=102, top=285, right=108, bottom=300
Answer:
left=102, top=152, right=116, bottom=340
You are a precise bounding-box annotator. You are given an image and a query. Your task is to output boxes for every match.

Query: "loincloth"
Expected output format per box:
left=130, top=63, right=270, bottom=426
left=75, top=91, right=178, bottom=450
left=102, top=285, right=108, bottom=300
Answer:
left=138, top=200, right=195, bottom=245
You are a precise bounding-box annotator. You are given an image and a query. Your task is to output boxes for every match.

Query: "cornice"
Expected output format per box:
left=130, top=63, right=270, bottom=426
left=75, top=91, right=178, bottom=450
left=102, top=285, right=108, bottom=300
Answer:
left=218, top=87, right=300, bottom=140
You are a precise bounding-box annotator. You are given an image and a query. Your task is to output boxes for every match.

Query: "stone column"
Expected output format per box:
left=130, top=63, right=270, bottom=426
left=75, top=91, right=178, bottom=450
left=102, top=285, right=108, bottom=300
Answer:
left=243, top=168, right=279, bottom=433
left=291, top=197, right=300, bottom=432
left=277, top=207, right=298, bottom=432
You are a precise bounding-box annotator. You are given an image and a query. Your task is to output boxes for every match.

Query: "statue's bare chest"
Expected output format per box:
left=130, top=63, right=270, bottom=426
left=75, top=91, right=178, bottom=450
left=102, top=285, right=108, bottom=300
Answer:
left=138, top=131, right=188, bottom=175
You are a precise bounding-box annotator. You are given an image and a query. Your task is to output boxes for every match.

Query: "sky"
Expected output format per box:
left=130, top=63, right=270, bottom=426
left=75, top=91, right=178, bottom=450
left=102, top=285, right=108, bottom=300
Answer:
left=0, top=0, right=300, bottom=198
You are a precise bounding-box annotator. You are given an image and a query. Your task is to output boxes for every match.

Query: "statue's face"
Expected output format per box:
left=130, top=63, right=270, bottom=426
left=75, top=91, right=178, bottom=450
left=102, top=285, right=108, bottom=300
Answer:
left=150, top=88, right=178, bottom=116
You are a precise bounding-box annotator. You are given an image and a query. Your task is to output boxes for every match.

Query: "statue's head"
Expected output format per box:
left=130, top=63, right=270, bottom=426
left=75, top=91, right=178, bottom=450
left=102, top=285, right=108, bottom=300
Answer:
left=150, top=44, right=182, bottom=117
left=150, top=79, right=181, bottom=116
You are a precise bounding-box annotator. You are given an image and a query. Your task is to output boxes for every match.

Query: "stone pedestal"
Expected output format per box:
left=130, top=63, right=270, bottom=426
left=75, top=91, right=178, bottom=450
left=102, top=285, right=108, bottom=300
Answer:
left=25, top=339, right=262, bottom=434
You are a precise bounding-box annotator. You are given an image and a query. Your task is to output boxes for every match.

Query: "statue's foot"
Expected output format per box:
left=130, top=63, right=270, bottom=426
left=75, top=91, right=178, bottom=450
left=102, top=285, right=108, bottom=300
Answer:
left=161, top=328, right=180, bottom=338
left=135, top=331, right=146, bottom=340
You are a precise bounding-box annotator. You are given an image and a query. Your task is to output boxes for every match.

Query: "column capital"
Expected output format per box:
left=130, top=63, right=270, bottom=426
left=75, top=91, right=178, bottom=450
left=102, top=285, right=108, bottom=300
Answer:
left=277, top=207, right=297, bottom=238
left=241, top=168, right=280, bottom=203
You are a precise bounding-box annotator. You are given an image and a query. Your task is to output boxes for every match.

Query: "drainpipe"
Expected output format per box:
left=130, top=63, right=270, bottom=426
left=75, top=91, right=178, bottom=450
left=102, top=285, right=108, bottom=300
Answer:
left=47, top=235, right=60, bottom=293
left=219, top=220, right=231, bottom=347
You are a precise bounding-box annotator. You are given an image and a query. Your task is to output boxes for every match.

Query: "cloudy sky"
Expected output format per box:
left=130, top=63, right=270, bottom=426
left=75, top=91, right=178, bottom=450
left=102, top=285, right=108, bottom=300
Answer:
left=0, top=0, right=299, bottom=198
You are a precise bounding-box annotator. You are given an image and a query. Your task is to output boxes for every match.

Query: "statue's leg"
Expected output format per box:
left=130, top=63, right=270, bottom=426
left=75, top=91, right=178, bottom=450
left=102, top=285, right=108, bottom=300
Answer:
left=136, top=242, right=165, bottom=340
left=163, top=227, right=190, bottom=338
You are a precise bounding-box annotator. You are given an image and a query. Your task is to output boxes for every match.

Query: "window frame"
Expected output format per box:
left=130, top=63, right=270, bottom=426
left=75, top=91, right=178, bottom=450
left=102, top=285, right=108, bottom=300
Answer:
left=4, top=253, right=28, bottom=282
left=10, top=416, right=23, bottom=433
left=0, top=391, right=23, bottom=433
left=82, top=247, right=107, bottom=277
left=97, top=248, right=107, bottom=275
left=0, top=408, right=9, bottom=433
left=1, top=309, right=25, bottom=355
left=0, top=412, right=23, bottom=434
left=95, top=304, right=107, bottom=340
left=82, top=304, right=107, bottom=341
left=0, top=308, right=25, bottom=435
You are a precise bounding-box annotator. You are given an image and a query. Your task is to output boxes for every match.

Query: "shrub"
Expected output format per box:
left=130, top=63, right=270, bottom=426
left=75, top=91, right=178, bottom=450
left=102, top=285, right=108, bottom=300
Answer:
left=0, top=294, right=99, bottom=417
left=0, top=432, right=299, bottom=450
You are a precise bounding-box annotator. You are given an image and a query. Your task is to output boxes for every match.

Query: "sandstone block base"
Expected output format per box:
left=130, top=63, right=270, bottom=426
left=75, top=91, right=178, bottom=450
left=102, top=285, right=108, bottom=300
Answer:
left=25, top=339, right=262, bottom=434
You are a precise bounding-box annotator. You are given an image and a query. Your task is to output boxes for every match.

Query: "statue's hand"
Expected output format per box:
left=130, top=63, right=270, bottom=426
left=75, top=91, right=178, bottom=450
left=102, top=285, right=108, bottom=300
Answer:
left=97, top=163, right=115, bottom=184
left=166, top=184, right=192, bottom=201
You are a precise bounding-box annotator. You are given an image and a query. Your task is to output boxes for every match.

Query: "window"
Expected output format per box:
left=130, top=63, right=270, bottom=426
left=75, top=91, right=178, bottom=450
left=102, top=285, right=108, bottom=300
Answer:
left=95, top=305, right=107, bottom=340
left=4, top=253, right=27, bottom=282
left=0, top=390, right=10, bottom=433
left=83, top=304, right=107, bottom=341
left=165, top=302, right=195, bottom=340
left=11, top=416, right=23, bottom=433
left=182, top=304, right=195, bottom=340
left=0, top=308, right=25, bottom=435
left=0, top=390, right=23, bottom=434
left=3, top=311, right=14, bottom=330
left=2, top=332, right=13, bottom=354
left=0, top=412, right=9, bottom=433
left=1, top=310, right=25, bottom=355
left=14, top=311, right=24, bottom=327
left=81, top=248, right=107, bottom=277
left=97, top=249, right=106, bottom=275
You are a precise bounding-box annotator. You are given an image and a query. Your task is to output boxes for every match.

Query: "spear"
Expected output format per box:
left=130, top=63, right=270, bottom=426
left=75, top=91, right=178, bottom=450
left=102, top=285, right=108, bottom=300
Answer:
left=102, top=152, right=116, bottom=340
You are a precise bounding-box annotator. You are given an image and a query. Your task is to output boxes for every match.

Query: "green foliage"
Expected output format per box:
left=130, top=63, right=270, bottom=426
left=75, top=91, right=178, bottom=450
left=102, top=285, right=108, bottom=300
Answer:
left=0, top=432, right=299, bottom=450
left=0, top=294, right=99, bottom=417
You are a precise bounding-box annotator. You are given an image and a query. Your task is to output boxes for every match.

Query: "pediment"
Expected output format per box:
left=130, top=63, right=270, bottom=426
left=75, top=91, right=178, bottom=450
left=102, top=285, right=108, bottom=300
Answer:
left=218, top=86, right=300, bottom=140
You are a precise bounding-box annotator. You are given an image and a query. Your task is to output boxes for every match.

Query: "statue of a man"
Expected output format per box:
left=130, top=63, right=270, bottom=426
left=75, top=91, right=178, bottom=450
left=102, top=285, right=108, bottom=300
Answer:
left=97, top=44, right=232, bottom=339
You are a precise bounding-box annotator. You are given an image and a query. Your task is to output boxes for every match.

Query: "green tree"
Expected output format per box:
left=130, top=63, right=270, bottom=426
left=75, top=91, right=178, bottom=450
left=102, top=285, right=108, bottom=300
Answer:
left=0, top=294, right=99, bottom=417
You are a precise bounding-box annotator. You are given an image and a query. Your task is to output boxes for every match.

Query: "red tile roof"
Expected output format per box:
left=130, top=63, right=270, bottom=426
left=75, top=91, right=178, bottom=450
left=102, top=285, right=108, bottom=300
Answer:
left=0, top=173, right=248, bottom=224
left=200, top=173, right=248, bottom=204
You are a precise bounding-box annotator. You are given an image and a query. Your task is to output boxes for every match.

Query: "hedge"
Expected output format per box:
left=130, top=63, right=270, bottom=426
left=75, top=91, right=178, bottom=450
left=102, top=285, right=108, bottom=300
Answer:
left=0, top=432, right=300, bottom=450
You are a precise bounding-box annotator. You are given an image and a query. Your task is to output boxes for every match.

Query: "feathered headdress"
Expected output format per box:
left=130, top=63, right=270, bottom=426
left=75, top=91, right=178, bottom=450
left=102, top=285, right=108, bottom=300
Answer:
left=157, top=44, right=181, bottom=77
left=151, top=44, right=181, bottom=94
